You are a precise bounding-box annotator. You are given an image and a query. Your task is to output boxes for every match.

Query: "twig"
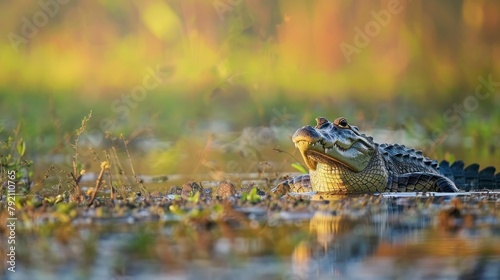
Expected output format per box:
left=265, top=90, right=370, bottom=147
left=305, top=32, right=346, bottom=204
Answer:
left=88, top=161, right=109, bottom=206
left=27, top=165, right=55, bottom=195
left=89, top=147, right=101, bottom=162
left=104, top=150, right=116, bottom=200
left=90, top=147, right=116, bottom=200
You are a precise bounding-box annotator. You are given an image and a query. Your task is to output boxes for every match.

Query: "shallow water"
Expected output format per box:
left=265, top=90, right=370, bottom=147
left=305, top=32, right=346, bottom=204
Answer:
left=3, top=192, right=499, bottom=280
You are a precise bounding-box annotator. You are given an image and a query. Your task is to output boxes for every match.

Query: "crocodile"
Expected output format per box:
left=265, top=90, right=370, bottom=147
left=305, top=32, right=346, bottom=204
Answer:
left=272, top=116, right=499, bottom=195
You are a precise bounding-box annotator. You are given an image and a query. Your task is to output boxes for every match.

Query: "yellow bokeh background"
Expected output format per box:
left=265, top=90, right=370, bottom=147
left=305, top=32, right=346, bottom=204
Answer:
left=0, top=0, right=499, bottom=170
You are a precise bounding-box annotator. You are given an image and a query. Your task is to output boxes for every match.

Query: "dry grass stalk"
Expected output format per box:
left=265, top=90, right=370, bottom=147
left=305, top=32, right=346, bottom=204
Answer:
left=121, top=134, right=149, bottom=197
left=88, top=161, right=109, bottom=206
left=71, top=110, right=92, bottom=195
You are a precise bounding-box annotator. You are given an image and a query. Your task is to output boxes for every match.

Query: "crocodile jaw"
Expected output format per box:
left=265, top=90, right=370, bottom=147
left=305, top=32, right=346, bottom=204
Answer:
left=295, top=140, right=372, bottom=172
left=295, top=140, right=318, bottom=170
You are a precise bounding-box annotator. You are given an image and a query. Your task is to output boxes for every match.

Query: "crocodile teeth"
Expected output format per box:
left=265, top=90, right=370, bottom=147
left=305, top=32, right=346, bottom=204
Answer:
left=324, top=148, right=329, bottom=153
left=334, top=142, right=346, bottom=152
left=310, top=140, right=321, bottom=147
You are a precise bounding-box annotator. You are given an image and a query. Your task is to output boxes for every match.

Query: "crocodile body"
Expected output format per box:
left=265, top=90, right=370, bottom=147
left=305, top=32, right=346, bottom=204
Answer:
left=273, top=117, right=499, bottom=195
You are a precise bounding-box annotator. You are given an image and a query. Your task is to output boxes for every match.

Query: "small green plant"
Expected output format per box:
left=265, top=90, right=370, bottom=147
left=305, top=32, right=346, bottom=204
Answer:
left=291, top=162, right=308, bottom=174
left=0, top=124, right=33, bottom=195
left=241, top=187, right=261, bottom=204
left=187, top=190, right=201, bottom=203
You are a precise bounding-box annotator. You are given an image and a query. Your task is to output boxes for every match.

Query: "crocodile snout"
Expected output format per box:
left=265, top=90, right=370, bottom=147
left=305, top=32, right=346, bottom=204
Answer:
left=292, top=126, right=321, bottom=144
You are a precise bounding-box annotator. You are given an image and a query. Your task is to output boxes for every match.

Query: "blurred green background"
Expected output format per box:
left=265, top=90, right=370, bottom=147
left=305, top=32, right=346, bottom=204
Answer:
left=1, top=0, right=499, bottom=177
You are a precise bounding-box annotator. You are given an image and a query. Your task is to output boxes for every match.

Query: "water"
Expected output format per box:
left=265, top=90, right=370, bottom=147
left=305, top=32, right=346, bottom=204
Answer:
left=3, top=192, right=500, bottom=280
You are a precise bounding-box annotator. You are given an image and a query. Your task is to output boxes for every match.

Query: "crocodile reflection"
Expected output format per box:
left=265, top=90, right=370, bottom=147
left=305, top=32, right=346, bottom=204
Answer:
left=287, top=198, right=500, bottom=280
left=290, top=209, right=382, bottom=279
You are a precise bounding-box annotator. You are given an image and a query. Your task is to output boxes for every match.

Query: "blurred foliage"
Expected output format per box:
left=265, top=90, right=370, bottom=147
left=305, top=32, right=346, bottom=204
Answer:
left=0, top=0, right=499, bottom=174
left=0, top=124, right=33, bottom=194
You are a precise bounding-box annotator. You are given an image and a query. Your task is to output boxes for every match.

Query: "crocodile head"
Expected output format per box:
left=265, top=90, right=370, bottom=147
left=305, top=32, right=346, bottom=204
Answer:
left=292, top=117, right=376, bottom=172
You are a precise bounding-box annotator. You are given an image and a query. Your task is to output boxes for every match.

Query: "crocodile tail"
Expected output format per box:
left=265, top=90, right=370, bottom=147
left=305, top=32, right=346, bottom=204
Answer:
left=438, top=160, right=499, bottom=191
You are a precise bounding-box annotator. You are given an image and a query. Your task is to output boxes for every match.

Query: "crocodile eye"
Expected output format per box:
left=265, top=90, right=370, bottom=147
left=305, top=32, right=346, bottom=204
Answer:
left=334, top=117, right=349, bottom=128
left=315, top=117, right=329, bottom=128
